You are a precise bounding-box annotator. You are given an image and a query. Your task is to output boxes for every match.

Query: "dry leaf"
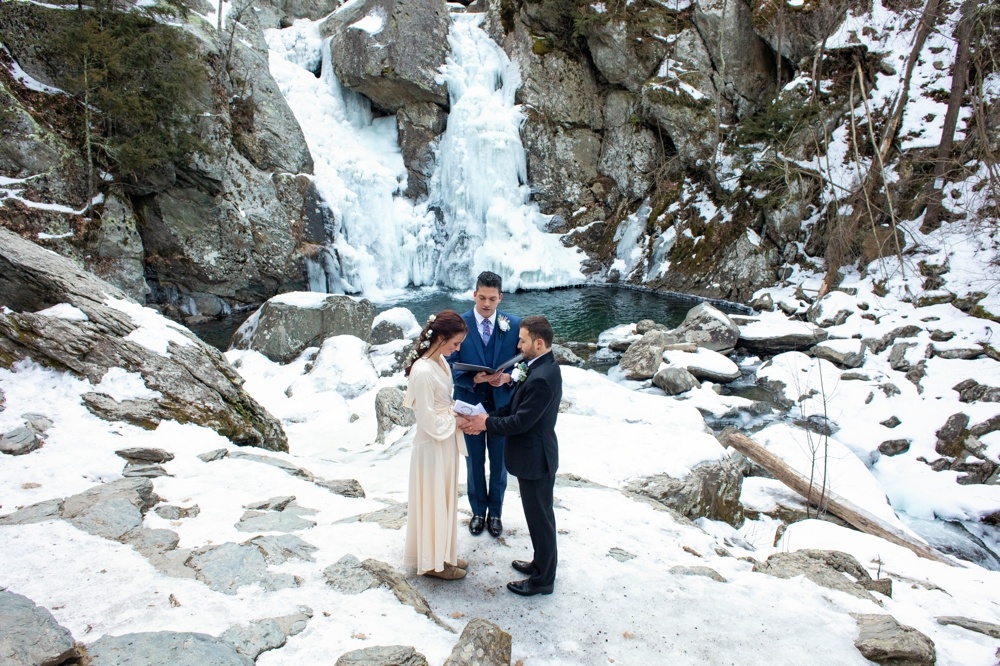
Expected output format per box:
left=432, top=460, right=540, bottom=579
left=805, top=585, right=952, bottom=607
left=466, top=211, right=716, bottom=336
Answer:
left=682, top=545, right=703, bottom=558
left=351, top=632, right=368, bottom=640
left=451, top=611, right=465, bottom=618
left=515, top=661, right=525, bottom=666
left=622, top=631, right=635, bottom=639
left=168, top=594, right=180, bottom=608
left=21, top=482, right=41, bottom=489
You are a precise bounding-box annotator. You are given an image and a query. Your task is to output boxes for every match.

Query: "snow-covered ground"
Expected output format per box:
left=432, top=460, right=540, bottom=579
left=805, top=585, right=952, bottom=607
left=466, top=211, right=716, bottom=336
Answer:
left=2, top=272, right=1000, bottom=663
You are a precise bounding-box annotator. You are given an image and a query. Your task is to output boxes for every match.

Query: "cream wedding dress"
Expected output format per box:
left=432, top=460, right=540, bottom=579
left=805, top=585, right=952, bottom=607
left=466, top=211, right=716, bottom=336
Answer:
left=403, top=355, right=469, bottom=574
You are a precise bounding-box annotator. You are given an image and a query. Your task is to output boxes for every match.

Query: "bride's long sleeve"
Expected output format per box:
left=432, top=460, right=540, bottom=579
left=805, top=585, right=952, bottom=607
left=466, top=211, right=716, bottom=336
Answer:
left=408, top=365, right=457, bottom=441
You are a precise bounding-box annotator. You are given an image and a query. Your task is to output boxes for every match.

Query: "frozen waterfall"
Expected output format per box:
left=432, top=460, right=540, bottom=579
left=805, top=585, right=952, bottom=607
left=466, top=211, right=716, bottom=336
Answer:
left=265, top=11, right=583, bottom=295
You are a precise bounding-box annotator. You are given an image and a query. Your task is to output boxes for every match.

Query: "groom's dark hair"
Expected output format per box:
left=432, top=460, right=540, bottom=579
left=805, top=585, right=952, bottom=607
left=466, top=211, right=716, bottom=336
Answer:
left=476, top=271, right=503, bottom=293
left=521, top=315, right=553, bottom=347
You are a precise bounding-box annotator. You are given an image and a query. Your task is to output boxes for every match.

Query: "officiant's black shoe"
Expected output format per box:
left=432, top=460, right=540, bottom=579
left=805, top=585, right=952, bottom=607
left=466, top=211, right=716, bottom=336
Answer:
left=511, top=560, right=538, bottom=575
left=486, top=515, right=503, bottom=537
left=507, top=579, right=553, bottom=596
left=469, top=515, right=485, bottom=536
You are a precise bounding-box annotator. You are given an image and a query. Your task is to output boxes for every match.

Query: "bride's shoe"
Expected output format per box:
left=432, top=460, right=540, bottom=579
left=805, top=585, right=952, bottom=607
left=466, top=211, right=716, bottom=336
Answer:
left=456, top=558, right=468, bottom=569
left=424, top=564, right=467, bottom=580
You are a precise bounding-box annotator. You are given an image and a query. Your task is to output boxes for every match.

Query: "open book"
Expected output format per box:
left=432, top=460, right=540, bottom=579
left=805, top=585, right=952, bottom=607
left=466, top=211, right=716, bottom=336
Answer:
left=451, top=353, right=523, bottom=376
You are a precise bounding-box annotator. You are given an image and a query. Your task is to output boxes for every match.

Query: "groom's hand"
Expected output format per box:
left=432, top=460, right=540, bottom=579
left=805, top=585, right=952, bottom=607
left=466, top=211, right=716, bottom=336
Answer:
left=473, top=371, right=491, bottom=384
left=486, top=372, right=510, bottom=387
left=462, top=413, right=488, bottom=434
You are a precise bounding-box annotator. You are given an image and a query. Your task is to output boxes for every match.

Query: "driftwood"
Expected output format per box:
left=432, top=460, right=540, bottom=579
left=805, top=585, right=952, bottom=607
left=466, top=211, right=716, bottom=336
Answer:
left=722, top=431, right=959, bottom=567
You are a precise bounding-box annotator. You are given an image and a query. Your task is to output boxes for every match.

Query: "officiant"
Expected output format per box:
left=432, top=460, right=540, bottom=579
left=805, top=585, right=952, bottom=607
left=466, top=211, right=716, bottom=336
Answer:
left=448, top=271, right=522, bottom=538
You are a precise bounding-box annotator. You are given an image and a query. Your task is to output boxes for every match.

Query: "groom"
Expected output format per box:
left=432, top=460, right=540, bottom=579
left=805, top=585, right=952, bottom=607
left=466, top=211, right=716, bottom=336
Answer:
left=449, top=271, right=521, bottom=538
left=460, top=315, right=562, bottom=596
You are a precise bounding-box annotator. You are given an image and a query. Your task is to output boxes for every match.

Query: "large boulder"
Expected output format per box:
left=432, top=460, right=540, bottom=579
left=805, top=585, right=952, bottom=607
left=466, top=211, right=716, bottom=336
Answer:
left=852, top=614, right=936, bottom=666
left=231, top=292, right=376, bottom=363
left=625, top=456, right=746, bottom=526
left=0, top=589, right=81, bottom=666
left=324, top=0, right=450, bottom=112
left=671, top=302, right=741, bottom=354
left=618, top=329, right=676, bottom=380
left=0, top=228, right=288, bottom=450
left=375, top=386, right=416, bottom=444
left=584, top=11, right=671, bottom=93
left=752, top=550, right=882, bottom=603
left=443, top=618, right=512, bottom=666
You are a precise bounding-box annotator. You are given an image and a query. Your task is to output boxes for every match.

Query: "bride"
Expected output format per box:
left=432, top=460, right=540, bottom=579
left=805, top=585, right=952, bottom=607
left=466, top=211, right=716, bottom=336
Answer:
left=402, top=309, right=470, bottom=580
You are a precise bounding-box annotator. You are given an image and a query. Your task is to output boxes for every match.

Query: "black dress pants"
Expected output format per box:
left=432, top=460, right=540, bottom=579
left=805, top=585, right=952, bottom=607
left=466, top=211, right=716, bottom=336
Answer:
left=518, top=474, right=557, bottom=586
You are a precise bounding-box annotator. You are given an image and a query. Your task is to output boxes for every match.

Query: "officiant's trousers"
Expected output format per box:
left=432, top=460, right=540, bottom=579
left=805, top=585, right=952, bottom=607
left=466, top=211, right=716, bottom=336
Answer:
left=465, top=431, right=507, bottom=517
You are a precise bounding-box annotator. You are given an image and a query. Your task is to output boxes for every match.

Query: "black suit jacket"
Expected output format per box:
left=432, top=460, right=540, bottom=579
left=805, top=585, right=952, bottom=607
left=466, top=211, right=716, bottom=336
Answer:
left=486, top=351, right=561, bottom=480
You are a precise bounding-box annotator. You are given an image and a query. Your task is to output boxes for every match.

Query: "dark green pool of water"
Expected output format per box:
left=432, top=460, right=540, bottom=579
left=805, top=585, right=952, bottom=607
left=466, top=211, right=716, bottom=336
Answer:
left=189, top=286, right=747, bottom=351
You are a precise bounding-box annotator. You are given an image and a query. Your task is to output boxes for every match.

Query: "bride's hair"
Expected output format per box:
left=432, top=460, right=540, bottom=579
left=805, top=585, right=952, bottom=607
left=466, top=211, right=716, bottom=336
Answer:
left=403, top=309, right=467, bottom=377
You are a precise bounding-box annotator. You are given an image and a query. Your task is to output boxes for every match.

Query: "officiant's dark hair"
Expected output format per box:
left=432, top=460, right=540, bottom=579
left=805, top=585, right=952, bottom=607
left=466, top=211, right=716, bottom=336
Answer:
left=404, top=309, right=468, bottom=377
left=520, top=315, right=553, bottom=347
left=476, top=271, right=503, bottom=293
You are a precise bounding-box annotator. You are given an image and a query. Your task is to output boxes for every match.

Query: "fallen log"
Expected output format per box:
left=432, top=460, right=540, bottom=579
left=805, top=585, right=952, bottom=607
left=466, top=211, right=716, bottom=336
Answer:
left=722, top=430, right=959, bottom=567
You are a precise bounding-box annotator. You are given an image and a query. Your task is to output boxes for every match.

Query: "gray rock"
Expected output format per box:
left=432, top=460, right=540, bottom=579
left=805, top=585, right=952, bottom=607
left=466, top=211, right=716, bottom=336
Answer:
left=0, top=499, right=64, bottom=526
left=953, top=379, right=1000, bottom=403
left=625, top=456, right=745, bottom=527
left=663, top=347, right=742, bottom=383
left=245, top=496, right=296, bottom=512
left=247, top=535, right=318, bottom=564
left=878, top=439, right=911, bottom=457
left=397, top=102, right=447, bottom=200
left=21, top=413, right=53, bottom=432
left=608, top=547, right=636, bottom=563
left=188, top=542, right=298, bottom=595
left=880, top=416, right=902, bottom=429
left=115, top=447, right=175, bottom=464
left=198, top=448, right=229, bottom=462
left=640, top=27, right=720, bottom=167
left=931, top=344, right=984, bottom=360
left=335, top=645, right=428, bottom=666
left=356, top=501, right=408, bottom=530
left=586, top=14, right=668, bottom=93
left=126, top=528, right=181, bottom=556
left=0, top=228, right=288, bottom=452
left=0, top=589, right=80, bottom=666
left=935, top=616, right=1000, bottom=639
left=970, top=414, right=1000, bottom=438
left=0, top=426, right=42, bottom=455
left=227, top=450, right=315, bottom=480
left=324, top=0, right=450, bottom=112
left=619, top=330, right=677, bottom=380
left=230, top=294, right=375, bottom=363
left=852, top=614, right=936, bottom=666
left=669, top=565, right=727, bottom=583
left=863, top=326, right=922, bottom=354
left=155, top=504, right=201, bottom=520
left=652, top=367, right=701, bottom=395
left=551, top=343, right=585, bottom=367
left=235, top=511, right=316, bottom=533
left=753, top=550, right=880, bottom=603
left=738, top=321, right=829, bottom=353
left=360, top=558, right=454, bottom=632
left=811, top=341, right=866, bottom=369
left=750, top=293, right=774, bottom=312
left=61, top=478, right=158, bottom=541
left=220, top=619, right=285, bottom=660
left=935, top=413, right=971, bottom=458
left=375, top=387, right=416, bottom=445
left=671, top=303, right=741, bottom=354
left=753, top=0, right=854, bottom=65
left=324, top=554, right=379, bottom=595
left=889, top=341, right=920, bottom=371
left=598, top=91, right=664, bottom=202
left=87, top=631, right=252, bottom=666
left=443, top=617, right=512, bottom=666
left=316, top=478, right=367, bottom=499
left=806, top=292, right=855, bottom=327
left=370, top=320, right=407, bottom=346
left=123, top=463, right=171, bottom=478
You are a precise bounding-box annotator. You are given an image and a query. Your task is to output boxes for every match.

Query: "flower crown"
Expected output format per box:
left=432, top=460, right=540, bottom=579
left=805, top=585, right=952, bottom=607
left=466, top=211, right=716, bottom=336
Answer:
left=405, top=314, right=437, bottom=366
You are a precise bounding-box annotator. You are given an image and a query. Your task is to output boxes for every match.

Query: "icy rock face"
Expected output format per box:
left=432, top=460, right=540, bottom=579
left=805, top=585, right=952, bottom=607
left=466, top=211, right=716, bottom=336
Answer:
left=324, top=0, right=450, bottom=112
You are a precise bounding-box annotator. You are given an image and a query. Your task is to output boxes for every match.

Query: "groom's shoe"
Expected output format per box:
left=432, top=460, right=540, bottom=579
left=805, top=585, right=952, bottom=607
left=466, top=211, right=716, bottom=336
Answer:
left=507, top=579, right=553, bottom=596
left=486, top=515, right=503, bottom=537
left=469, top=515, right=485, bottom=536
left=511, top=560, right=538, bottom=576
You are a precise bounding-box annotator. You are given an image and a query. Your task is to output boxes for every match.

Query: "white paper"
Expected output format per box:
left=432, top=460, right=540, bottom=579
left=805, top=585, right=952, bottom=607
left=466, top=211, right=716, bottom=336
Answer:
left=453, top=400, right=487, bottom=416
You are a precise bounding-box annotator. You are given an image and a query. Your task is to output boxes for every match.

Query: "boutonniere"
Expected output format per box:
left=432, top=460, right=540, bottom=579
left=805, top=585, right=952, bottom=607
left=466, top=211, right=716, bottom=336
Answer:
left=510, top=361, right=528, bottom=383
left=498, top=315, right=510, bottom=333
